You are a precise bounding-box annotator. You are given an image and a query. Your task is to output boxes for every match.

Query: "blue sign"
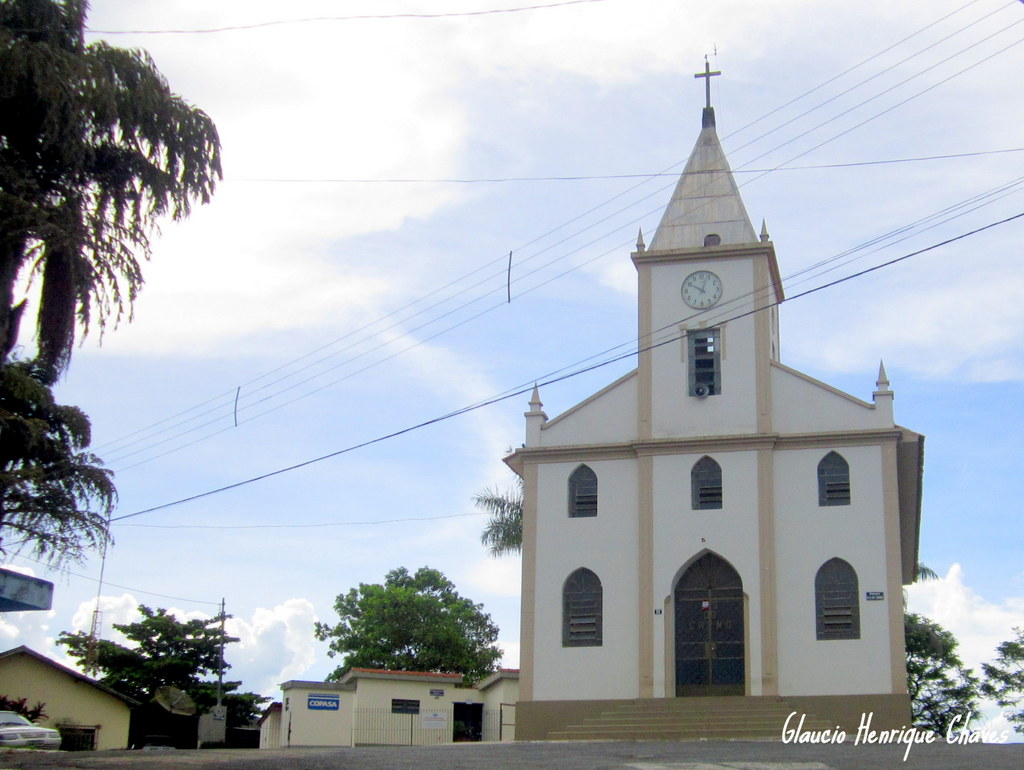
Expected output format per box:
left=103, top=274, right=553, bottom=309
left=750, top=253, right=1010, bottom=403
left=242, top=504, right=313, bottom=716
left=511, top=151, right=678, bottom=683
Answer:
left=866, top=591, right=885, bottom=601
left=308, top=693, right=340, bottom=711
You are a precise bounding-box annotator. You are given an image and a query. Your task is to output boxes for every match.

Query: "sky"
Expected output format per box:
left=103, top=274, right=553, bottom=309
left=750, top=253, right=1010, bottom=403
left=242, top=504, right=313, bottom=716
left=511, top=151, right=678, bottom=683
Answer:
left=3, top=0, right=1024, bottom=738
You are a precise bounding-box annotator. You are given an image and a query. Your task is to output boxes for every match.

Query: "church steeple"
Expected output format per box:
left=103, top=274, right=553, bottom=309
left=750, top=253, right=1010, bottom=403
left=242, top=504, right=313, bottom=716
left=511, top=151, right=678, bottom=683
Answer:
left=648, top=65, right=757, bottom=252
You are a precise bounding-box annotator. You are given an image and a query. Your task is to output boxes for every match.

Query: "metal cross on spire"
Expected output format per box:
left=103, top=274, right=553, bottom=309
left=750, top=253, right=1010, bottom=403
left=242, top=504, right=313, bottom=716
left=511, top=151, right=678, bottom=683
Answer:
left=694, top=55, right=721, bottom=109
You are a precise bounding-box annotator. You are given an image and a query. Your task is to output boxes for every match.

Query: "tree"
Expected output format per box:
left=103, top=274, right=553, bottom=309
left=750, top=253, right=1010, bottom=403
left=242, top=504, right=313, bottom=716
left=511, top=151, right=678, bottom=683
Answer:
left=905, top=611, right=981, bottom=734
left=1, top=0, right=221, bottom=378
left=315, top=566, right=502, bottom=684
left=476, top=477, right=523, bottom=557
left=981, top=627, right=1024, bottom=732
left=0, top=359, right=113, bottom=565
left=58, top=605, right=268, bottom=727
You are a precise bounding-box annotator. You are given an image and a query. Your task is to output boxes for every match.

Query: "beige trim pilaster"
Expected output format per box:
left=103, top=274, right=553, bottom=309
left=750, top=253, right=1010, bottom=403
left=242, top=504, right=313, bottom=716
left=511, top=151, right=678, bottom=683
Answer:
left=638, top=454, right=655, bottom=698
left=635, top=256, right=653, bottom=440
left=757, top=448, right=779, bottom=695
left=881, top=439, right=909, bottom=694
left=754, top=256, right=773, bottom=436
left=519, top=461, right=539, bottom=701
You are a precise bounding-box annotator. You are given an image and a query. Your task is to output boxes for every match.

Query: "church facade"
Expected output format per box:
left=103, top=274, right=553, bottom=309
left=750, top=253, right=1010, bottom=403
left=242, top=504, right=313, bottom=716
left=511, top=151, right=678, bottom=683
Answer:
left=505, top=101, right=923, bottom=740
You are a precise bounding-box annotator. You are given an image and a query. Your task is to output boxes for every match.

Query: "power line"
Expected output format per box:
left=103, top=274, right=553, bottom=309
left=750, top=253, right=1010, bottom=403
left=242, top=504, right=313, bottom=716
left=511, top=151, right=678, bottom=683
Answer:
left=108, top=210, right=1024, bottom=524
left=724, top=0, right=1021, bottom=156
left=121, top=512, right=488, bottom=531
left=720, top=0, right=999, bottom=142
left=5, top=552, right=219, bottom=607
left=85, top=0, right=612, bottom=35
left=102, top=157, right=1024, bottom=470
left=91, top=2, right=1024, bottom=468
left=223, top=147, right=1024, bottom=184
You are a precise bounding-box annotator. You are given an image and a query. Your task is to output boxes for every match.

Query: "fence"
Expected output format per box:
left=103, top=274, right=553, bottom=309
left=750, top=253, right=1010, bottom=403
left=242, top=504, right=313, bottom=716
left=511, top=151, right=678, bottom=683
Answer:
left=353, top=707, right=508, bottom=746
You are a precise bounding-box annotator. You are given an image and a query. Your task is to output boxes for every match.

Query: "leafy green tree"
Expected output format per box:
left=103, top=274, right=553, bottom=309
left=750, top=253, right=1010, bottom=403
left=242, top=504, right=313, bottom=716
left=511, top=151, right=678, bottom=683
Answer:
left=1, top=0, right=221, bottom=378
left=476, top=477, right=523, bottom=557
left=0, top=359, right=113, bottom=565
left=905, top=611, right=981, bottom=733
left=981, top=627, right=1024, bottom=733
left=315, top=566, right=502, bottom=684
left=58, top=605, right=267, bottom=727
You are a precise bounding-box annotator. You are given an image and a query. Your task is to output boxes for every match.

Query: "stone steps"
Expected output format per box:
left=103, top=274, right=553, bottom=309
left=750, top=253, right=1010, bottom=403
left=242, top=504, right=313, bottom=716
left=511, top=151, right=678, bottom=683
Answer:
left=547, top=697, right=834, bottom=742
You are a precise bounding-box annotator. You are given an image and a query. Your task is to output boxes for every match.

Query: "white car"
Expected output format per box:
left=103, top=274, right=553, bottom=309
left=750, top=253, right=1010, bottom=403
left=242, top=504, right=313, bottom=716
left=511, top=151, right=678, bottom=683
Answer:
left=0, top=711, right=62, bottom=750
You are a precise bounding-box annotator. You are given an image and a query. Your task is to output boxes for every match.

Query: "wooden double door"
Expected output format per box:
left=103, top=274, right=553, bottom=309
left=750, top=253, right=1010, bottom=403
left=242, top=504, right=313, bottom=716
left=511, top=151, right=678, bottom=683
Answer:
left=674, top=553, right=745, bottom=696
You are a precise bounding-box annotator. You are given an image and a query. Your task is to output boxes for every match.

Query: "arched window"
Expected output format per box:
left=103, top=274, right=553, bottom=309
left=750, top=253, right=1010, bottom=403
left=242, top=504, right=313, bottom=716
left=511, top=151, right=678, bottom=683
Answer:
left=815, top=558, right=860, bottom=640
left=563, top=568, right=602, bottom=647
left=818, top=451, right=851, bottom=506
left=691, top=456, right=723, bottom=509
left=568, top=465, right=598, bottom=518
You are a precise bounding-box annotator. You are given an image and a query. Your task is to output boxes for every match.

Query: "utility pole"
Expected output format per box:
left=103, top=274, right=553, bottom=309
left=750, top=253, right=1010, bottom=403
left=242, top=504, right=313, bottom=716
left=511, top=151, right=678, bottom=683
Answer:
left=216, top=598, right=226, bottom=714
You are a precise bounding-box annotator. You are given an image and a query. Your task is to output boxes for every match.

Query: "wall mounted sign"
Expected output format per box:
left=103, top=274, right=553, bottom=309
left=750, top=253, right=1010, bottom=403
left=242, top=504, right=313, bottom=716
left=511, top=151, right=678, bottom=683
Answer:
left=307, top=694, right=339, bottom=711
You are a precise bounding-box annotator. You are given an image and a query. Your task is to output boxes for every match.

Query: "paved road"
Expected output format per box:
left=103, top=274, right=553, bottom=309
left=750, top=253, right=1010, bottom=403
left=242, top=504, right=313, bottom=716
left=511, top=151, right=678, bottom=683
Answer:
left=3, top=740, right=1022, bottom=770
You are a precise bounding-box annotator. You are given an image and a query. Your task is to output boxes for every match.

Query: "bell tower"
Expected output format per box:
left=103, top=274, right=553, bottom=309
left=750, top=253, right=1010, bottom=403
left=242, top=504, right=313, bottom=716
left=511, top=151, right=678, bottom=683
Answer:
left=632, top=67, right=783, bottom=441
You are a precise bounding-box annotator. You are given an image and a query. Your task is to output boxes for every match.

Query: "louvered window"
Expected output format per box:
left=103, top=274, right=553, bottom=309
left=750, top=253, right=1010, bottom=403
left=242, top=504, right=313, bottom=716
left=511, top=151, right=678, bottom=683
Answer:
left=691, top=456, right=723, bottom=510
left=568, top=465, right=598, bottom=518
left=688, top=328, right=721, bottom=397
left=818, top=451, right=851, bottom=506
left=815, top=558, right=860, bottom=640
left=563, top=568, right=602, bottom=647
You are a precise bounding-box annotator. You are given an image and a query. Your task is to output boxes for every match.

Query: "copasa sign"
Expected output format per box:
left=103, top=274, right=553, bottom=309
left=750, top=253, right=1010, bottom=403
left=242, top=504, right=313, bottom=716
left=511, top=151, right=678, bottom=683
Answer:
left=307, top=693, right=340, bottom=711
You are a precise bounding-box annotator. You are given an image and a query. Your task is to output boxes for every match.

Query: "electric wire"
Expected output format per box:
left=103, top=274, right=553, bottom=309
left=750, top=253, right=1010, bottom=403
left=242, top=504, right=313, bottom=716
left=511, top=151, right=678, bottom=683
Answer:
left=85, top=0, right=612, bottom=35
left=719, top=0, right=998, bottom=142
left=97, top=46, right=1024, bottom=462
left=226, top=147, right=1024, bottom=184
left=724, top=0, right=1021, bottom=156
left=102, top=155, right=1024, bottom=470
left=85, top=0, right=976, bottom=452
left=86, top=4, right=1024, bottom=468
left=122, top=512, right=488, bottom=530
left=107, top=210, right=1024, bottom=524
left=4, top=552, right=220, bottom=607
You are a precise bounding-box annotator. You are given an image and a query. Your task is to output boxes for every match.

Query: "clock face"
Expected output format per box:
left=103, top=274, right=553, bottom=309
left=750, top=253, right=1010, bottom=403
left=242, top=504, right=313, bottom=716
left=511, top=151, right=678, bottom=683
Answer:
left=682, top=270, right=723, bottom=309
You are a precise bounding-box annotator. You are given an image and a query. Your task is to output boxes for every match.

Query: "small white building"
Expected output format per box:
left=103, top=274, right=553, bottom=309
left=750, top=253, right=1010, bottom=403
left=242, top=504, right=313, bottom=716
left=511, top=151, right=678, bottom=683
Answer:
left=506, top=97, right=923, bottom=740
left=267, top=668, right=518, bottom=748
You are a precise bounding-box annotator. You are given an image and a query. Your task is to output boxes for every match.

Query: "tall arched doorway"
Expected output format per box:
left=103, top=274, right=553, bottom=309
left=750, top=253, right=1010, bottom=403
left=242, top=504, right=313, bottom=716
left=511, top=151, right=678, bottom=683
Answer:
left=674, top=552, right=744, bottom=696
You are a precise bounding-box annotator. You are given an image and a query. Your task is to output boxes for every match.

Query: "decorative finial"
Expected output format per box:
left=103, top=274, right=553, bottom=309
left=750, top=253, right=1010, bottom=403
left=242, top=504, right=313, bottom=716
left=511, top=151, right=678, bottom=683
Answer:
left=760, top=219, right=770, bottom=242
left=529, top=383, right=543, bottom=411
left=876, top=360, right=891, bottom=391
left=636, top=228, right=646, bottom=252
left=694, top=55, right=721, bottom=128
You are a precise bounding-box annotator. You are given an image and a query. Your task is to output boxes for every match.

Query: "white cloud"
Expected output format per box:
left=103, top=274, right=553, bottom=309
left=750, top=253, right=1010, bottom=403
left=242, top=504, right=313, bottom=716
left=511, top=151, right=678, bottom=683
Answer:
left=225, top=598, right=320, bottom=698
left=498, top=640, right=520, bottom=670
left=461, top=556, right=522, bottom=600
left=907, top=563, right=1024, bottom=742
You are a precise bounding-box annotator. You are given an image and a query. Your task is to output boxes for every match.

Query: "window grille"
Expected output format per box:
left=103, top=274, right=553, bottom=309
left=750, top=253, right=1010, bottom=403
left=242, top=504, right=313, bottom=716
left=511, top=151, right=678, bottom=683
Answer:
left=563, top=568, right=603, bottom=646
left=818, top=451, right=851, bottom=506
left=568, top=465, right=598, bottom=518
left=815, top=558, right=860, bottom=640
left=691, top=456, right=723, bottom=510
left=688, top=328, right=721, bottom=397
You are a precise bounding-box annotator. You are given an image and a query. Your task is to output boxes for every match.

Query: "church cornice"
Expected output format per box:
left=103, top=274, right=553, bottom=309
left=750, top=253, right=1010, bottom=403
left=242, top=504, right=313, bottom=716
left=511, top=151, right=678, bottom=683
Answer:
left=507, top=428, right=908, bottom=468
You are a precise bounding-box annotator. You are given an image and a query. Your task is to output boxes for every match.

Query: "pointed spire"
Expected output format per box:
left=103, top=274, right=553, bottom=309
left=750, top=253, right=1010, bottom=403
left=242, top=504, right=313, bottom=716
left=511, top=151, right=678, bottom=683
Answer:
left=649, top=92, right=757, bottom=251
left=876, top=360, right=890, bottom=391
left=636, top=228, right=646, bottom=252
left=529, top=383, right=543, bottom=412
left=873, top=360, right=893, bottom=421
left=525, top=384, right=547, bottom=446
left=760, top=219, right=770, bottom=242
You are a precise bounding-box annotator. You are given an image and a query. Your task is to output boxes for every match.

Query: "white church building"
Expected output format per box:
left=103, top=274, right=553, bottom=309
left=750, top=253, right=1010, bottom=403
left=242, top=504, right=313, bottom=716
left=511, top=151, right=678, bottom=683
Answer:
left=505, top=90, right=923, bottom=741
